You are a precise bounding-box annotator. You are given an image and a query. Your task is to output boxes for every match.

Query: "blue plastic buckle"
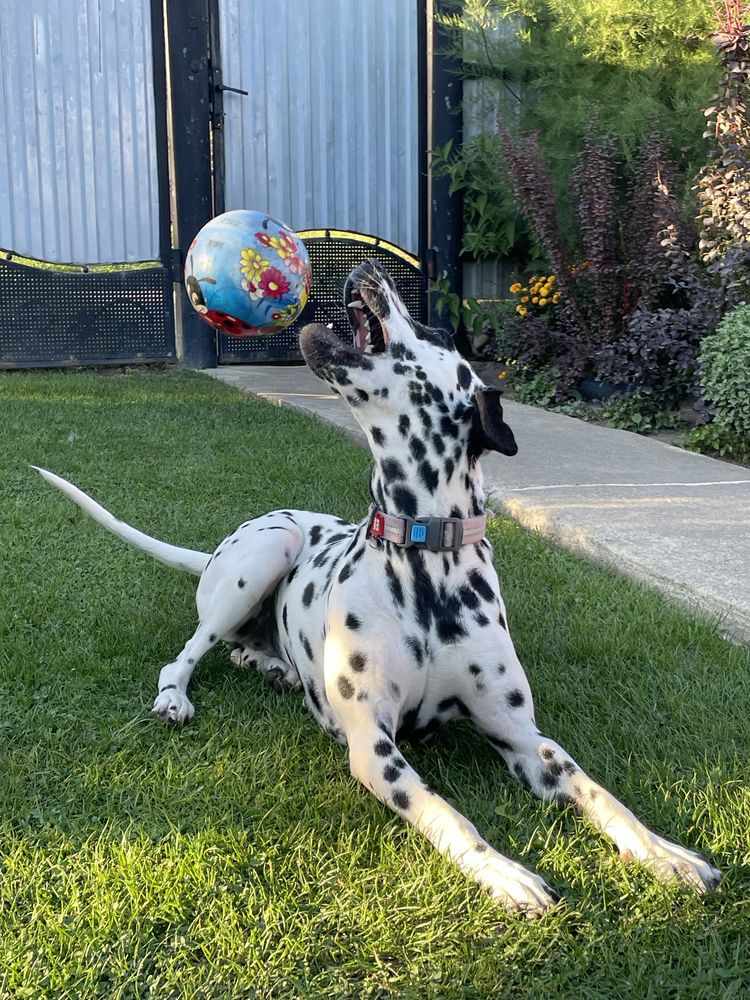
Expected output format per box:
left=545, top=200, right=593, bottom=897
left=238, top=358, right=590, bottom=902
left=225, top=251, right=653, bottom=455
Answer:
left=402, top=516, right=464, bottom=552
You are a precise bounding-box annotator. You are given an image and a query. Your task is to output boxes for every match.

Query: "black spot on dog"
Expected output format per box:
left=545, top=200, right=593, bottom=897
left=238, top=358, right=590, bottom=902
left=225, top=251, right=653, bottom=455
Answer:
left=497, top=663, right=506, bottom=674
left=431, top=434, right=446, bottom=456
left=474, top=612, right=490, bottom=627
left=309, top=525, right=322, bottom=545
left=337, top=675, right=355, bottom=699
left=282, top=605, right=289, bottom=632
left=338, top=562, right=353, bottom=584
left=307, top=684, right=323, bottom=713
left=345, top=612, right=362, bottom=631
left=437, top=696, right=471, bottom=717
left=418, top=408, right=433, bottom=431
left=459, top=585, right=480, bottom=610
left=371, top=426, right=385, bottom=446
left=389, top=680, right=401, bottom=699
left=208, top=634, right=216, bottom=643
left=350, top=652, right=367, bottom=672
left=514, top=762, right=532, bottom=790
left=498, top=609, right=507, bottom=630
left=457, top=363, right=472, bottom=389
left=488, top=735, right=515, bottom=753
left=386, top=561, right=405, bottom=607
left=419, top=462, right=439, bottom=494
left=409, top=436, right=427, bottom=461
left=357, top=690, right=369, bottom=702
left=542, top=768, right=560, bottom=789
left=393, top=790, right=410, bottom=811
left=468, top=569, right=495, bottom=603
left=398, top=414, right=410, bottom=437
left=382, top=459, right=406, bottom=483
left=299, top=631, right=314, bottom=660
left=506, top=689, right=525, bottom=708
left=440, top=416, right=459, bottom=439
left=237, top=578, right=246, bottom=589
left=392, top=486, right=418, bottom=518
left=287, top=565, right=299, bottom=584
left=302, top=582, right=315, bottom=607
left=374, top=739, right=392, bottom=757
left=475, top=842, right=488, bottom=853
left=383, top=765, right=400, bottom=783
left=468, top=664, right=482, bottom=676
left=563, top=761, right=578, bottom=776
left=160, top=684, right=176, bottom=692
left=405, top=636, right=424, bottom=667
left=356, top=388, right=369, bottom=402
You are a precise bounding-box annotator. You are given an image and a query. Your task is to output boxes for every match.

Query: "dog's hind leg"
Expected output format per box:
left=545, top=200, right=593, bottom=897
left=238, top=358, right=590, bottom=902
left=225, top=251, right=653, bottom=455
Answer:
left=472, top=704, right=722, bottom=893
left=153, top=514, right=305, bottom=723
left=229, top=646, right=302, bottom=692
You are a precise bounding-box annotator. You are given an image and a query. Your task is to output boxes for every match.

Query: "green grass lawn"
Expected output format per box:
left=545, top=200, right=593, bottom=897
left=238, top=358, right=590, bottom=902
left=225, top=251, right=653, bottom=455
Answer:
left=1, top=369, right=749, bottom=999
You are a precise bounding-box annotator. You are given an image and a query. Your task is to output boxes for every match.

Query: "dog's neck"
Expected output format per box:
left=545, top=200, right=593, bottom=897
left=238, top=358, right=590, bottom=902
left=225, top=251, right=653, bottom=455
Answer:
left=368, top=443, right=486, bottom=521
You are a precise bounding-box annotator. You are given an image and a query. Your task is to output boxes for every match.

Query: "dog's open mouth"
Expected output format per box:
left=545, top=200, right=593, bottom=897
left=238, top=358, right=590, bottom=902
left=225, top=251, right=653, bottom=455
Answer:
left=345, top=285, right=389, bottom=355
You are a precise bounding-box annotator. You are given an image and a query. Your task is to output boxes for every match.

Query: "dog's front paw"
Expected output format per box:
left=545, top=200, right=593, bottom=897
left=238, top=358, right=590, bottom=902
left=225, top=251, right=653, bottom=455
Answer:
left=622, top=836, right=721, bottom=893
left=152, top=689, right=195, bottom=725
left=475, top=855, right=562, bottom=917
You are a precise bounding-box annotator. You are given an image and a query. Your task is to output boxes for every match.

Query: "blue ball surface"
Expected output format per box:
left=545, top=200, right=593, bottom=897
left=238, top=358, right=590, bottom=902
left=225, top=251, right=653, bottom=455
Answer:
left=184, top=210, right=312, bottom=337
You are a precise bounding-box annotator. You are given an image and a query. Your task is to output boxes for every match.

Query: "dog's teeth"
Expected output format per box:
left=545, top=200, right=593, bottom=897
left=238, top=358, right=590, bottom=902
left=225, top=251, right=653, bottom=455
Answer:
left=348, top=299, right=364, bottom=309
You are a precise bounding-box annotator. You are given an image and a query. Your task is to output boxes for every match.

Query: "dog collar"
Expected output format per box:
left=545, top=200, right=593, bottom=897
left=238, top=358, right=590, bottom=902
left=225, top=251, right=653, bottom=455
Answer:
left=367, top=505, right=487, bottom=552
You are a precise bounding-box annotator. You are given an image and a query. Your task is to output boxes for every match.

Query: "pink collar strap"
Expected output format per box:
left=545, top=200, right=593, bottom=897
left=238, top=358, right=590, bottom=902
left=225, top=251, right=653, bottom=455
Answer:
left=367, top=505, right=487, bottom=552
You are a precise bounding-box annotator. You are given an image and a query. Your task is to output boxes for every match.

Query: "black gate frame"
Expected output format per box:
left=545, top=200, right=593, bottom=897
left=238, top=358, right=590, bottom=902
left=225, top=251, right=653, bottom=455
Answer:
left=0, top=0, right=176, bottom=370
left=0, top=0, right=461, bottom=370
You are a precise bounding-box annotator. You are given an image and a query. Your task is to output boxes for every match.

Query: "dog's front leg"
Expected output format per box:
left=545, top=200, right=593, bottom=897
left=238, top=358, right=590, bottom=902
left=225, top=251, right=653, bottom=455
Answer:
left=325, top=683, right=560, bottom=914
left=473, top=706, right=722, bottom=893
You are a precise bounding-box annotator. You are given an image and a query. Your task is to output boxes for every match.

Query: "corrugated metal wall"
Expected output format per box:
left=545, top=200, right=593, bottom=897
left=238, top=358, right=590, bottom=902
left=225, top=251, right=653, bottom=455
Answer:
left=0, top=0, right=160, bottom=264
left=218, top=0, right=419, bottom=255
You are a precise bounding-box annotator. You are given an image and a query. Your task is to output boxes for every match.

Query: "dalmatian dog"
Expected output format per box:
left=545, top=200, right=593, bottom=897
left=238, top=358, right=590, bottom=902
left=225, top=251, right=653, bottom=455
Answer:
left=35, top=260, right=720, bottom=916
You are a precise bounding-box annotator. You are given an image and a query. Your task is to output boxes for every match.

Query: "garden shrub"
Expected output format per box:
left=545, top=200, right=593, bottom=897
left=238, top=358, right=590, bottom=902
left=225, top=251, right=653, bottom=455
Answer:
left=687, top=302, right=750, bottom=462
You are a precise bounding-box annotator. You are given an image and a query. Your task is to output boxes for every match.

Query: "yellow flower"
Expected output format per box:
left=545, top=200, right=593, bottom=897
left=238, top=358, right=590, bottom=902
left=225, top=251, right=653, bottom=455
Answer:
left=516, top=305, right=527, bottom=316
left=552, top=292, right=561, bottom=303
left=529, top=275, right=537, bottom=283
left=548, top=275, right=556, bottom=284
left=539, top=297, right=548, bottom=307
left=531, top=296, right=539, bottom=304
left=498, top=370, right=508, bottom=380
left=520, top=295, right=529, bottom=303
left=240, top=247, right=270, bottom=284
left=509, top=282, right=522, bottom=293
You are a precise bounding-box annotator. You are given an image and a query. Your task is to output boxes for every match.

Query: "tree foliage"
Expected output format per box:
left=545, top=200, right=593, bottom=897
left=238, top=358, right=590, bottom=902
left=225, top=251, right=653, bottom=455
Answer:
left=438, top=0, right=717, bottom=258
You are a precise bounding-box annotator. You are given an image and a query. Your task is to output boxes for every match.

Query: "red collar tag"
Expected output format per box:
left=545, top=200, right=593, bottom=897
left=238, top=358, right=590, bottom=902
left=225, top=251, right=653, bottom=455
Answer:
left=369, top=511, right=385, bottom=539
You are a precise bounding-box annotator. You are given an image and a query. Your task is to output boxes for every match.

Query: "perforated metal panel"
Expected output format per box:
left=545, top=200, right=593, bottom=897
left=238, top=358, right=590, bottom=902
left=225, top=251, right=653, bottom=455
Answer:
left=0, top=256, right=174, bottom=368
left=217, top=231, right=426, bottom=364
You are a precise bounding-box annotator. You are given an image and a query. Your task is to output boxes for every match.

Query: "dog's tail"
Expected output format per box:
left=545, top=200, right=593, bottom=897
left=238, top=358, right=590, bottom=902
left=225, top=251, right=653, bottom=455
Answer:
left=33, top=467, right=211, bottom=576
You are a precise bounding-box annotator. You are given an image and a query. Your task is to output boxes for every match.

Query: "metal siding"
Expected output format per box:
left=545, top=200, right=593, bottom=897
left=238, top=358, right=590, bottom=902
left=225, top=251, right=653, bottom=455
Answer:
left=0, top=0, right=160, bottom=263
left=219, top=0, right=419, bottom=254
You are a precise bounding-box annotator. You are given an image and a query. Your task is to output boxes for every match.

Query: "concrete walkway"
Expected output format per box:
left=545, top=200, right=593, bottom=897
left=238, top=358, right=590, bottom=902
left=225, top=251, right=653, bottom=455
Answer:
left=207, top=364, right=750, bottom=644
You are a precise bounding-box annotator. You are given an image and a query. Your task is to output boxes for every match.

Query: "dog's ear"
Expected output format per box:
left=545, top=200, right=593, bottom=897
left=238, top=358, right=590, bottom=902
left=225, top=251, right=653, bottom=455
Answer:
left=472, top=388, right=518, bottom=456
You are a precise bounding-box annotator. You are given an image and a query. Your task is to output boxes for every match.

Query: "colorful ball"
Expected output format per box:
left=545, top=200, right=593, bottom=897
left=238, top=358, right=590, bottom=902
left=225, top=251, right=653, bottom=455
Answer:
left=184, top=210, right=312, bottom=337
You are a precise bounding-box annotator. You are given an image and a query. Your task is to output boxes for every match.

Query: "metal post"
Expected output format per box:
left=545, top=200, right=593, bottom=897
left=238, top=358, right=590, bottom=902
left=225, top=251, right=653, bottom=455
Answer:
left=164, top=0, right=217, bottom=368
left=427, top=0, right=464, bottom=337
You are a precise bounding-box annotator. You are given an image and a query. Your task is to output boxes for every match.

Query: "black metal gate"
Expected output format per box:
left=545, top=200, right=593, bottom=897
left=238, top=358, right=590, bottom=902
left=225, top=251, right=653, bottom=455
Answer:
left=0, top=0, right=175, bottom=370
